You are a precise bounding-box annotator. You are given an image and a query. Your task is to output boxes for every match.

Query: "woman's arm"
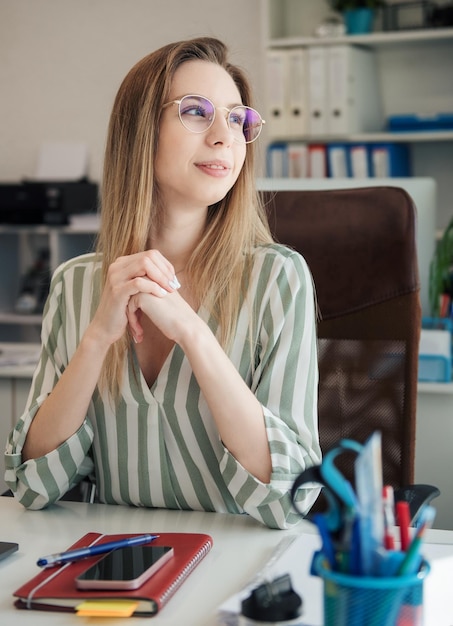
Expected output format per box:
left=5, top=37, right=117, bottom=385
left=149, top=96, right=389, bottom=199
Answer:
left=22, top=250, right=179, bottom=461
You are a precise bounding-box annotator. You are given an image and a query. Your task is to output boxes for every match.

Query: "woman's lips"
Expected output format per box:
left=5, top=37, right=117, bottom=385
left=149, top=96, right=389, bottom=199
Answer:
left=195, top=160, right=232, bottom=177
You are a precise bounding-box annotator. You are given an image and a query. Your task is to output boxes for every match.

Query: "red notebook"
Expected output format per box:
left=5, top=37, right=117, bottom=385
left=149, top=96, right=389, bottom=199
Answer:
left=13, top=532, right=213, bottom=616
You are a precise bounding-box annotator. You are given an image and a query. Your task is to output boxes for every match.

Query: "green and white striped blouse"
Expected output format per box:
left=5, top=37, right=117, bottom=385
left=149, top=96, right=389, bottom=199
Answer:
left=5, top=243, right=321, bottom=529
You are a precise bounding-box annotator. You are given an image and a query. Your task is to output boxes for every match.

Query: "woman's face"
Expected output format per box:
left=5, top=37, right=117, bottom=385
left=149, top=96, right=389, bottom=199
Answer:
left=155, top=60, right=247, bottom=214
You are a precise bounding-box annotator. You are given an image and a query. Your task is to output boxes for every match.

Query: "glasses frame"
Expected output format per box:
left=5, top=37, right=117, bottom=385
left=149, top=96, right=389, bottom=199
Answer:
left=162, top=94, right=265, bottom=144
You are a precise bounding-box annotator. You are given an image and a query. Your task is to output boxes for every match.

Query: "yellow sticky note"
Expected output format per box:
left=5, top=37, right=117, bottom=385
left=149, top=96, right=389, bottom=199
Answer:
left=75, top=599, right=139, bottom=617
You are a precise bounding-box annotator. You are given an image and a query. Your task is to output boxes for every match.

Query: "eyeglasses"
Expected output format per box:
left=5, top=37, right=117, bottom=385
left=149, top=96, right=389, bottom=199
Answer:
left=162, top=94, right=265, bottom=144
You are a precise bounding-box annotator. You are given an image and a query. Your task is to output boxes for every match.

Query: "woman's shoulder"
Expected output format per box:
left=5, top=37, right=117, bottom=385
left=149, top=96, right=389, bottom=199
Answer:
left=51, top=252, right=101, bottom=286
left=252, top=243, right=309, bottom=271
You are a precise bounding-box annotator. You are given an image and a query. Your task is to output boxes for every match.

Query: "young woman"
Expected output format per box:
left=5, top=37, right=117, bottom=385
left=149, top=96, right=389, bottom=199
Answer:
left=5, top=37, right=321, bottom=529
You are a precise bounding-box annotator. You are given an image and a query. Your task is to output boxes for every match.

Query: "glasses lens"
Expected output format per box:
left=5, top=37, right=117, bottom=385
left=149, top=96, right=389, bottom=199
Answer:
left=178, top=95, right=215, bottom=133
left=231, top=106, right=262, bottom=143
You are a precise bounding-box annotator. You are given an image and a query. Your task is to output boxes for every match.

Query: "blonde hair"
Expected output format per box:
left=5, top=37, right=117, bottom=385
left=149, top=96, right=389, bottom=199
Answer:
left=97, top=37, right=273, bottom=396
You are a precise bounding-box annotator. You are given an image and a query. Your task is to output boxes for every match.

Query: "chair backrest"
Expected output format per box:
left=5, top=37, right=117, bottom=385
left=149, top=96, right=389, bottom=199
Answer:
left=261, top=186, right=421, bottom=488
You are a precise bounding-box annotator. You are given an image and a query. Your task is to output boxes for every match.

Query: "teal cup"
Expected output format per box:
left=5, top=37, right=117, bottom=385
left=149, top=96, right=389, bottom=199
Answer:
left=311, top=552, right=430, bottom=626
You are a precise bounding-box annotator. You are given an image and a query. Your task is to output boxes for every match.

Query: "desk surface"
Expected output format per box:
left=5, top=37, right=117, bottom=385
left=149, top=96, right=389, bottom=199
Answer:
left=1, top=497, right=453, bottom=626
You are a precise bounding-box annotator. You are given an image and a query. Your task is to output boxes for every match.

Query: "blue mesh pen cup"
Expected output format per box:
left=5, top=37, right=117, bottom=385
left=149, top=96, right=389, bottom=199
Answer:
left=311, top=552, right=430, bottom=626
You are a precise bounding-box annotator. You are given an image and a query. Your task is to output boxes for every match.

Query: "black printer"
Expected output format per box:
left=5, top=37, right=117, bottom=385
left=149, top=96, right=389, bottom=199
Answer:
left=0, top=179, right=98, bottom=225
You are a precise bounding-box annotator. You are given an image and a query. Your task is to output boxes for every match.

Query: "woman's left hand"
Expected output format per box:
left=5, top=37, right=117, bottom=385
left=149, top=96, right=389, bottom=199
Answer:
left=127, top=288, right=197, bottom=344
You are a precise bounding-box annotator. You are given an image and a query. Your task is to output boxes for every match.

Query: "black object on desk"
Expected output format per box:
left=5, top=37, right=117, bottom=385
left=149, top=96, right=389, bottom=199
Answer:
left=240, top=573, right=303, bottom=624
left=0, top=179, right=98, bottom=225
left=0, top=542, right=19, bottom=561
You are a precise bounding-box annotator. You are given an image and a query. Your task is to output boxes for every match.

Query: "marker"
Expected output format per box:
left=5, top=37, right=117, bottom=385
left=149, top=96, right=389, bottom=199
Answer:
left=37, top=533, right=159, bottom=568
left=398, top=506, right=435, bottom=576
left=396, top=501, right=411, bottom=551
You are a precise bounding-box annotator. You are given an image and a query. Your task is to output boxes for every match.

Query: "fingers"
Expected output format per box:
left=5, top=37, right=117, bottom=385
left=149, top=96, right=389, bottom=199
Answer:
left=111, top=250, right=181, bottom=296
left=127, top=297, right=144, bottom=343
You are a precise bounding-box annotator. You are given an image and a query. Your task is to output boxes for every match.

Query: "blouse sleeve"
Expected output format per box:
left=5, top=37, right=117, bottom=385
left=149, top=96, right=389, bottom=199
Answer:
left=219, top=248, right=322, bottom=529
left=4, top=263, right=95, bottom=509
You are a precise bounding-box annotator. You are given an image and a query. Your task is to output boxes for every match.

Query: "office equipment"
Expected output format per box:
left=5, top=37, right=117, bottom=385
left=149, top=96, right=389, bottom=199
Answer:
left=37, top=533, right=159, bottom=567
left=398, top=505, right=436, bottom=576
left=257, top=176, right=437, bottom=318
left=326, top=45, right=382, bottom=136
left=326, top=144, right=350, bottom=178
left=13, top=532, right=213, bottom=616
left=349, top=143, right=371, bottom=178
left=308, top=144, right=327, bottom=177
left=0, top=180, right=98, bottom=225
left=3, top=497, right=453, bottom=626
left=266, top=49, right=289, bottom=137
left=259, top=183, right=425, bottom=491
left=370, top=143, right=411, bottom=177
left=266, top=143, right=288, bottom=177
left=307, top=46, right=328, bottom=136
left=288, top=143, right=309, bottom=178
left=287, top=47, right=309, bottom=137
left=312, top=551, right=430, bottom=626
left=418, top=318, right=453, bottom=382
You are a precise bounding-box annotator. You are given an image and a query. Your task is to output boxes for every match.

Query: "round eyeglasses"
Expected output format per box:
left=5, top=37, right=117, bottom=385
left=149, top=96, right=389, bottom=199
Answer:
left=162, top=94, right=265, bottom=144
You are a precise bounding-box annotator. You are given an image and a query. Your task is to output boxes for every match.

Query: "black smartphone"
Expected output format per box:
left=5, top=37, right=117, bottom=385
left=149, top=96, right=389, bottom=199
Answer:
left=75, top=545, right=174, bottom=590
left=0, top=541, right=19, bottom=561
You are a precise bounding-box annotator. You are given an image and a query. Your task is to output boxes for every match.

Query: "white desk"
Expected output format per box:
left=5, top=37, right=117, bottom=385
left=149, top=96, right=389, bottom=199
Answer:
left=1, top=498, right=453, bottom=626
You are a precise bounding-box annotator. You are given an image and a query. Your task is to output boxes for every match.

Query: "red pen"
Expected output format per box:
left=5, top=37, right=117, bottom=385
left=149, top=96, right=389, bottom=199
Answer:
left=382, top=485, right=395, bottom=550
left=396, top=500, right=411, bottom=551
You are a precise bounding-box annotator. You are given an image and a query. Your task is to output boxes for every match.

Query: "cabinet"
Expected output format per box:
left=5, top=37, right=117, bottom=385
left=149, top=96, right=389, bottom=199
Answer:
left=0, top=348, right=37, bottom=494
left=262, top=0, right=453, bottom=230
left=0, top=226, right=97, bottom=343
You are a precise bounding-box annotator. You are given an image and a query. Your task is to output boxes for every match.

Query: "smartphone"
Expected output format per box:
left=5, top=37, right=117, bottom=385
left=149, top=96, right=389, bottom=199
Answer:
left=0, top=542, right=19, bottom=561
left=75, top=545, right=174, bottom=590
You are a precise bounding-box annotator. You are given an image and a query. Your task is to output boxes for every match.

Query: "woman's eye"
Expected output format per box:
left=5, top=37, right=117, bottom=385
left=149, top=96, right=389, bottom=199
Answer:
left=229, top=112, right=245, bottom=127
left=181, top=106, right=207, bottom=118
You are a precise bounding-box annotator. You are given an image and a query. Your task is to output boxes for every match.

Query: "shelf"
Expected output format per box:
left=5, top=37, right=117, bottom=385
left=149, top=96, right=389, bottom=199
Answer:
left=268, top=27, right=453, bottom=49
left=268, top=131, right=453, bottom=144
left=0, top=312, right=42, bottom=325
left=418, top=381, right=453, bottom=394
left=0, top=224, right=98, bottom=235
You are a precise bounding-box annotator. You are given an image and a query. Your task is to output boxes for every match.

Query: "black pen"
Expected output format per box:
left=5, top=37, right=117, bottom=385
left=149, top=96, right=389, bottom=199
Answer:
left=37, top=533, right=159, bottom=567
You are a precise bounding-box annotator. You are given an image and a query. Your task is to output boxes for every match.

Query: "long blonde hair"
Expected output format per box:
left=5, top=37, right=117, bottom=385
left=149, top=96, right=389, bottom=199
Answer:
left=97, top=37, right=273, bottom=396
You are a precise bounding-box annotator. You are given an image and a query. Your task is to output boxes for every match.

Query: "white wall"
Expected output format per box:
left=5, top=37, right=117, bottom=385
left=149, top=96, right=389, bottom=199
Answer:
left=0, top=0, right=263, bottom=183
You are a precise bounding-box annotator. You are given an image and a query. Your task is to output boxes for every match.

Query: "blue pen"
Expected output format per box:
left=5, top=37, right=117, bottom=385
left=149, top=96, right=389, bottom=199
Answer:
left=37, top=533, right=159, bottom=568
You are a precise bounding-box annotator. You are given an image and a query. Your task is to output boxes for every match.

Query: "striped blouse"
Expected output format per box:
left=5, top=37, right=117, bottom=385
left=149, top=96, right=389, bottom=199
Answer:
left=5, top=243, right=321, bottom=529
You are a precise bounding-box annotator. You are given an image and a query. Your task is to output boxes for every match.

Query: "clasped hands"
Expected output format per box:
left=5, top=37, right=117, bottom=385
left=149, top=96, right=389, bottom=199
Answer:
left=92, top=249, right=194, bottom=348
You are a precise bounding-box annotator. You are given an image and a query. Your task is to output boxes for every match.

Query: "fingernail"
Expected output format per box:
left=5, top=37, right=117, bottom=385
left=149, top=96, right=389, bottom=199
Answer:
left=169, top=276, right=181, bottom=290
left=160, top=287, right=168, bottom=295
left=133, top=335, right=138, bottom=344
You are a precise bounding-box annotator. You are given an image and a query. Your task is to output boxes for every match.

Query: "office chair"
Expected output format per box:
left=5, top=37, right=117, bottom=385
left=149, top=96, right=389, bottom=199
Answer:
left=261, top=186, right=439, bottom=524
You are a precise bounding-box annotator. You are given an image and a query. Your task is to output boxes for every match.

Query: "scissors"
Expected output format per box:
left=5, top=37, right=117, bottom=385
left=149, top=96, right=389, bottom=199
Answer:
left=291, top=438, right=362, bottom=529
left=291, top=439, right=363, bottom=572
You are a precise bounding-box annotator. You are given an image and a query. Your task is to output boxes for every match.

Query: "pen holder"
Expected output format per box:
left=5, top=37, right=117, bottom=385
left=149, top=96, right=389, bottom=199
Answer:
left=311, top=552, right=430, bottom=626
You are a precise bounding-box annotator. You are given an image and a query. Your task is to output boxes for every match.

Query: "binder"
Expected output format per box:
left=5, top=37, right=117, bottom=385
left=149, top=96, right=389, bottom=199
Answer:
left=349, top=144, right=372, bottom=178
left=287, top=48, right=309, bottom=136
left=266, top=143, right=289, bottom=177
left=370, top=143, right=411, bottom=177
left=266, top=49, right=290, bottom=138
left=307, top=46, right=328, bottom=136
left=308, top=144, right=327, bottom=178
left=327, top=144, right=350, bottom=178
left=288, top=143, right=309, bottom=178
left=13, top=532, right=213, bottom=616
left=326, top=45, right=383, bottom=136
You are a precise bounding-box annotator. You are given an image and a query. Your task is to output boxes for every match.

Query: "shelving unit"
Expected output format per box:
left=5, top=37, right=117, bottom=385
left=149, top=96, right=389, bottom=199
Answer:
left=261, top=0, right=453, bottom=230
left=0, top=225, right=97, bottom=343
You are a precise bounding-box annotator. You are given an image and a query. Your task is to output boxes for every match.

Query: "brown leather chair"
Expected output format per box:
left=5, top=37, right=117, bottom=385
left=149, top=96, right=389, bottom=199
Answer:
left=261, top=186, right=438, bottom=520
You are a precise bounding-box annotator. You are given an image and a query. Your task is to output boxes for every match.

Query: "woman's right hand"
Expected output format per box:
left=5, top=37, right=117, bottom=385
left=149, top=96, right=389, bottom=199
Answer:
left=88, top=250, right=179, bottom=347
